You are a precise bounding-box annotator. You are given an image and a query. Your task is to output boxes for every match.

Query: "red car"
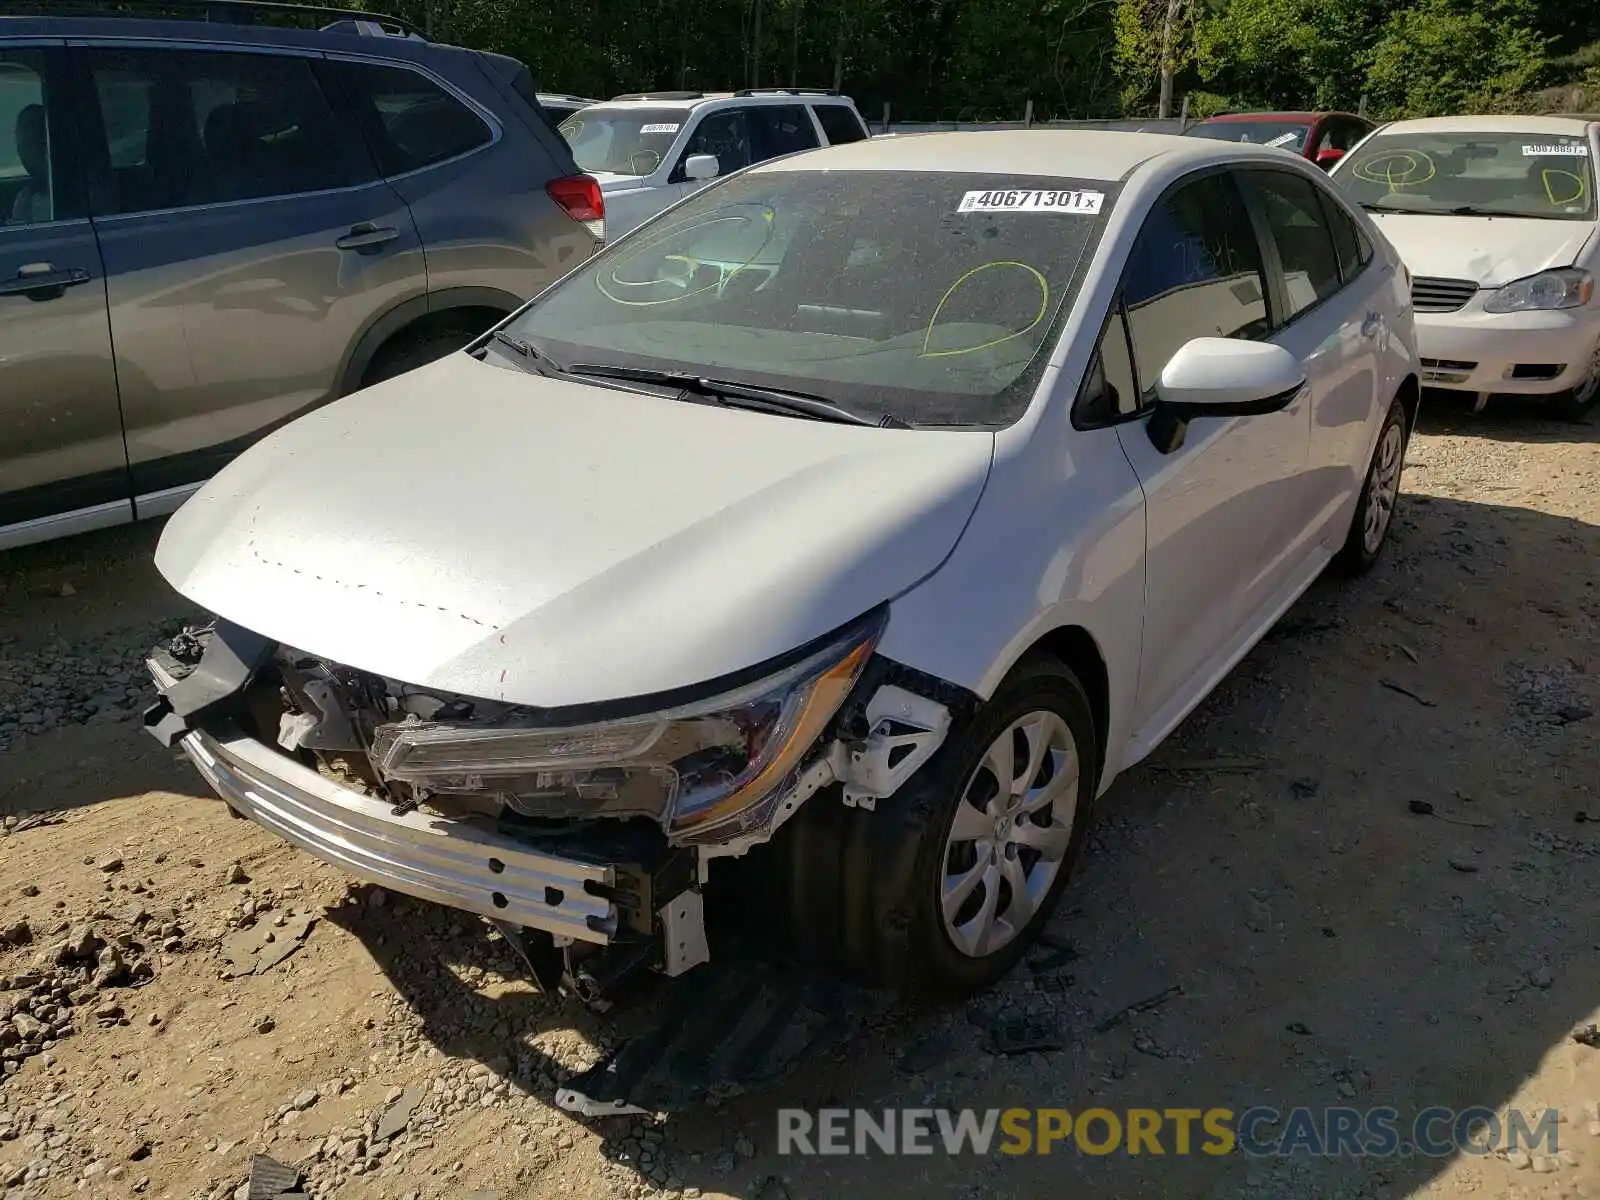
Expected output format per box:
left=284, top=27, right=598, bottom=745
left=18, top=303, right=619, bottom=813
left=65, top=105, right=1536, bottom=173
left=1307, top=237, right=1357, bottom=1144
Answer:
left=1185, top=111, right=1376, bottom=170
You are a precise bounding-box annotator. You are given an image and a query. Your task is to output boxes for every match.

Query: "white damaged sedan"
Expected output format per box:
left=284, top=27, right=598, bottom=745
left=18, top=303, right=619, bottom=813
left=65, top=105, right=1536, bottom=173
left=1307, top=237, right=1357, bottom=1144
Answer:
left=146, top=130, right=1420, bottom=1001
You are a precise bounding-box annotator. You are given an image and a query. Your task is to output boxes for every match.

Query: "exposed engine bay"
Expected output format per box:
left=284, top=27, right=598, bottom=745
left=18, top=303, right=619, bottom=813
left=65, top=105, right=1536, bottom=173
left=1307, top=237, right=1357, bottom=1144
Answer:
left=143, top=615, right=963, bottom=1014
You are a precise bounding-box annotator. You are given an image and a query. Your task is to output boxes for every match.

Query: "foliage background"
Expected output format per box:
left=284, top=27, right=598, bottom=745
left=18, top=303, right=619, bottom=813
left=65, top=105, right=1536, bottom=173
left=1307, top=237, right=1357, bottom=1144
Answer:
left=380, top=0, right=1600, bottom=122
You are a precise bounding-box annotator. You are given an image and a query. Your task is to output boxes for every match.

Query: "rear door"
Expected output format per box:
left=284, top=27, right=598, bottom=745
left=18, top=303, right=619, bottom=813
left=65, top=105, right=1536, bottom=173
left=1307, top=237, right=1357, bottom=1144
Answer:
left=746, top=103, right=821, bottom=165
left=0, top=41, right=127, bottom=544
left=1111, top=170, right=1311, bottom=740
left=1239, top=166, right=1386, bottom=547
left=77, top=40, right=425, bottom=506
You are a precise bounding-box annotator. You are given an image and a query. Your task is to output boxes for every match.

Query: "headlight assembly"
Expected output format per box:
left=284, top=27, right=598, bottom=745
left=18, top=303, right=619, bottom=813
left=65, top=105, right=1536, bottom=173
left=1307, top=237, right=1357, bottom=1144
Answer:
left=370, top=609, right=885, bottom=843
left=1482, top=267, right=1593, bottom=314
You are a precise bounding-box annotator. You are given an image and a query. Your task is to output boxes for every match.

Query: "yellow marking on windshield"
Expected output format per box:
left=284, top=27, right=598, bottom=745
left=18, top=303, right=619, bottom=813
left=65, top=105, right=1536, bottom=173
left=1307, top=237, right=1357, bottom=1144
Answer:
left=1541, top=167, right=1587, bottom=206
left=1352, top=148, right=1436, bottom=192
left=919, top=261, right=1049, bottom=359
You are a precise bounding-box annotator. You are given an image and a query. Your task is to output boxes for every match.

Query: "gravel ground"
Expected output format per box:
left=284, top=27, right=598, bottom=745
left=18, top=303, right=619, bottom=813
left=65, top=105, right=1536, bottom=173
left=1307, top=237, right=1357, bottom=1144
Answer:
left=0, top=402, right=1596, bottom=1200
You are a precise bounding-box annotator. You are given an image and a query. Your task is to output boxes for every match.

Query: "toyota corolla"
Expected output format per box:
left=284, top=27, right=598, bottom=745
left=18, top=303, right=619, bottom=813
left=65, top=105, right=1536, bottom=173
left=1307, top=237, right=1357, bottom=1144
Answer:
left=145, top=130, right=1421, bottom=1007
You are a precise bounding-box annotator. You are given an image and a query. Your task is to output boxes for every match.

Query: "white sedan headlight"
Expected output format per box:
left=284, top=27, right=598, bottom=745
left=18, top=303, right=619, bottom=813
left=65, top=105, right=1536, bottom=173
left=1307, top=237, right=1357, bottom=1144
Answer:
left=1482, top=267, right=1594, bottom=314
left=369, top=610, right=884, bottom=844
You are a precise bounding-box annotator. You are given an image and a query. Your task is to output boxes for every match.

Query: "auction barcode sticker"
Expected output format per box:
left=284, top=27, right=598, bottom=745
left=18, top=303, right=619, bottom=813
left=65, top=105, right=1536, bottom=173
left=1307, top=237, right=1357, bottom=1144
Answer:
left=958, top=188, right=1104, bottom=215
left=1522, top=142, right=1589, bottom=156
left=641, top=123, right=681, bottom=135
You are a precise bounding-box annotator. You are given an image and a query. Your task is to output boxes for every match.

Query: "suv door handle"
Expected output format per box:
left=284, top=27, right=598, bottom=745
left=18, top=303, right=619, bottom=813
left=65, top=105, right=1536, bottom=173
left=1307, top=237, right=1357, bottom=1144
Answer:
left=0, top=263, right=91, bottom=302
left=1361, top=311, right=1383, bottom=339
left=335, top=223, right=400, bottom=252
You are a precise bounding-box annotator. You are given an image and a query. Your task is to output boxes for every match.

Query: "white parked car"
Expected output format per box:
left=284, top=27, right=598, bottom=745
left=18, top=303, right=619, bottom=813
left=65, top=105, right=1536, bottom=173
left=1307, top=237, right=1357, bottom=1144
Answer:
left=1332, top=115, right=1600, bottom=418
left=557, top=88, right=871, bottom=239
left=145, top=131, right=1419, bottom=1002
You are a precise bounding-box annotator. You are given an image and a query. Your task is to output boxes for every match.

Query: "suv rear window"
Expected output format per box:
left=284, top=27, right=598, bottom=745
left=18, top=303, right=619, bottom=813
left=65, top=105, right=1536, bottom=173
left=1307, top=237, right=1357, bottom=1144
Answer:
left=506, top=170, right=1117, bottom=428
left=813, top=104, right=867, bottom=145
left=331, top=61, right=492, bottom=177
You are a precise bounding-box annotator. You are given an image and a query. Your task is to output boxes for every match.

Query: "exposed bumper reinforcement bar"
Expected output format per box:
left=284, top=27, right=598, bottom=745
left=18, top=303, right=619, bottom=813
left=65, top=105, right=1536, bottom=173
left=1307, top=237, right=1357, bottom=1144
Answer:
left=181, top=730, right=618, bottom=944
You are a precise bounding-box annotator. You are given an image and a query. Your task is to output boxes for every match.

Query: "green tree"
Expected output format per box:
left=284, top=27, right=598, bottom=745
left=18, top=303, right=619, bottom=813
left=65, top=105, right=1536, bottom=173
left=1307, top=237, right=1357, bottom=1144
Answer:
left=1365, top=0, right=1547, bottom=116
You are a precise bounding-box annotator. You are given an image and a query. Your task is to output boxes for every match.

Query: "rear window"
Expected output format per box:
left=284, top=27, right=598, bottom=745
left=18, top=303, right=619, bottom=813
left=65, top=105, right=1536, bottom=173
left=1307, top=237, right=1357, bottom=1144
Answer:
left=813, top=104, right=867, bottom=145
left=506, top=170, right=1117, bottom=428
left=1189, top=120, right=1311, bottom=152
left=331, top=61, right=492, bottom=177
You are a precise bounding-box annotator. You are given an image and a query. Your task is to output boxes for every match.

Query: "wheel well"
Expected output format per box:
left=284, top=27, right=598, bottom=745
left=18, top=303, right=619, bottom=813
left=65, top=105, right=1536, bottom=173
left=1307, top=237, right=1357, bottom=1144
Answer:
left=1019, top=625, right=1110, bottom=786
left=368, top=305, right=507, bottom=368
left=1396, top=373, right=1420, bottom=433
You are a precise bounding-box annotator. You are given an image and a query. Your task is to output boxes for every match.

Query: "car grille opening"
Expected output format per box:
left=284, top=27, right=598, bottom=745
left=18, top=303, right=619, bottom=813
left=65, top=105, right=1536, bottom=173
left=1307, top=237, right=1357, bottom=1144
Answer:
left=1419, top=356, right=1477, bottom=384
left=1509, top=363, right=1564, bottom=380
left=1410, top=276, right=1478, bottom=313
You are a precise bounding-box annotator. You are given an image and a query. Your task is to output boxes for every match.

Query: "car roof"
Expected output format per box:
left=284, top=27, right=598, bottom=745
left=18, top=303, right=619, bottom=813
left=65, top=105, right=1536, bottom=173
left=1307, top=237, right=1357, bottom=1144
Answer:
left=1372, top=114, right=1598, bottom=136
left=745, top=128, right=1301, bottom=182
left=0, top=12, right=458, bottom=57
left=597, top=91, right=857, bottom=110
left=1198, top=111, right=1343, bottom=123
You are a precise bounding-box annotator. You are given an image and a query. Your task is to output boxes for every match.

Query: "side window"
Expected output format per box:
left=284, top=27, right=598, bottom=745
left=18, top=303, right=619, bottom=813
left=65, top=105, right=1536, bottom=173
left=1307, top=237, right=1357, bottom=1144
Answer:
left=0, top=50, right=55, bottom=225
left=748, top=104, right=820, bottom=160
left=1318, top=189, right=1370, bottom=283
left=331, top=61, right=492, bottom=177
left=1122, top=173, right=1269, bottom=401
left=1075, top=303, right=1141, bottom=425
left=1246, top=170, right=1343, bottom=322
left=813, top=104, right=867, bottom=146
left=85, top=48, right=358, bottom=215
left=680, top=109, right=753, bottom=176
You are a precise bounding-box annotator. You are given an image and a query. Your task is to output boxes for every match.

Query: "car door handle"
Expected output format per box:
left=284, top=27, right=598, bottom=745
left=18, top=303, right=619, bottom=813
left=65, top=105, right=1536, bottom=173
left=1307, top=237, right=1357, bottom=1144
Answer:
left=0, top=263, right=91, bottom=302
left=1361, top=311, right=1383, bottom=339
left=335, top=223, right=400, bottom=252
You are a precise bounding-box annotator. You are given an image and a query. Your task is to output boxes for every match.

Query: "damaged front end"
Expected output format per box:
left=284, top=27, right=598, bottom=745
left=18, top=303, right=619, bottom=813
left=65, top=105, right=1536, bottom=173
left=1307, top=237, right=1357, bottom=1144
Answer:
left=143, top=606, right=956, bottom=1006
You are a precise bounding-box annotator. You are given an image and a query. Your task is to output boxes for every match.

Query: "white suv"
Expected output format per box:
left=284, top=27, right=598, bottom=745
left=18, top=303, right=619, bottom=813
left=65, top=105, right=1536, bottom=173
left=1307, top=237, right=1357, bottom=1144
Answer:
left=558, top=88, right=871, bottom=239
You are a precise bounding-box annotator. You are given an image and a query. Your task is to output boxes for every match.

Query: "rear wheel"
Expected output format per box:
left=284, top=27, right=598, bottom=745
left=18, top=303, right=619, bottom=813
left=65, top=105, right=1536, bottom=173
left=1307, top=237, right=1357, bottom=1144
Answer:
left=767, top=656, right=1098, bottom=997
left=1333, top=395, right=1408, bottom=576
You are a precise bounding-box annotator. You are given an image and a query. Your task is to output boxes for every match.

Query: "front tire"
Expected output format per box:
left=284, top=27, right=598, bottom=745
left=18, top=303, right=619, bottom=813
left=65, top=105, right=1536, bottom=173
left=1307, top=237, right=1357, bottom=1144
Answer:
left=771, top=656, right=1098, bottom=997
left=1333, top=396, right=1408, bottom=576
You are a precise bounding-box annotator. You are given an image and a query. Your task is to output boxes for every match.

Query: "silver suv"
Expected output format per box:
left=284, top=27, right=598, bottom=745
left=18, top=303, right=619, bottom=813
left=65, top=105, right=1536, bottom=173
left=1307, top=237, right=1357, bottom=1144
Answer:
left=0, top=2, right=602, bottom=550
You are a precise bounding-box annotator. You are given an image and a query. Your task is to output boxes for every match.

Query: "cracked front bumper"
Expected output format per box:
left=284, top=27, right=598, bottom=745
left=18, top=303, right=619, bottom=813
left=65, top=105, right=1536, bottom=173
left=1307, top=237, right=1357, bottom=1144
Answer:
left=180, top=729, right=619, bottom=944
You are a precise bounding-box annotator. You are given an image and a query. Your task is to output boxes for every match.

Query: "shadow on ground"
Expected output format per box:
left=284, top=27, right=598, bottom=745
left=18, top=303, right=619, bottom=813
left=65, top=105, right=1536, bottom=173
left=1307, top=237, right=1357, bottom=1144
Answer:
left=320, top=490, right=1600, bottom=1199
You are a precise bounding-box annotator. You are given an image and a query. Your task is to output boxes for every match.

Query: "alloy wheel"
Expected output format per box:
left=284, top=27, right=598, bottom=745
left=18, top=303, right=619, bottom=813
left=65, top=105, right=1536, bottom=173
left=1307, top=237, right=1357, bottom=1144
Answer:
left=1362, top=422, right=1404, bottom=555
left=939, top=710, right=1079, bottom=958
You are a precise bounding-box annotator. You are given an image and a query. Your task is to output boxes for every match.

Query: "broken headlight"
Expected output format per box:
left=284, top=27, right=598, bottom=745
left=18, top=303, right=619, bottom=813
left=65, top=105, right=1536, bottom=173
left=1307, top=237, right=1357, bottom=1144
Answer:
left=369, top=610, right=885, bottom=843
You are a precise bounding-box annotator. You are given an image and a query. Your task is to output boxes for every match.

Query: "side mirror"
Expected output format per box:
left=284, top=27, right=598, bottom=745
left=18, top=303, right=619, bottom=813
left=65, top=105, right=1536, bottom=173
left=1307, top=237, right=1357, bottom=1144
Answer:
left=683, top=153, right=720, bottom=181
left=1147, top=338, right=1305, bottom=453
left=1314, top=147, right=1345, bottom=169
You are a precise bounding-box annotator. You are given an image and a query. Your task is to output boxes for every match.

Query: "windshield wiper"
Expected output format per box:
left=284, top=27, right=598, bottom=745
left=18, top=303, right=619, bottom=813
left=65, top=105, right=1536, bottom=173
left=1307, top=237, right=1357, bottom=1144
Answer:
left=1359, top=201, right=1417, bottom=213
left=567, top=363, right=911, bottom=428
left=487, top=330, right=569, bottom=374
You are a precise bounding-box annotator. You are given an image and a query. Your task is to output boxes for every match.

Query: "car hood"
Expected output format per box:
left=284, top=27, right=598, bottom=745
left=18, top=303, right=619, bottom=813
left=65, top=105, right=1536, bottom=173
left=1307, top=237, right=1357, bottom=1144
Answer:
left=1368, top=212, right=1596, bottom=287
left=155, top=354, right=993, bottom=708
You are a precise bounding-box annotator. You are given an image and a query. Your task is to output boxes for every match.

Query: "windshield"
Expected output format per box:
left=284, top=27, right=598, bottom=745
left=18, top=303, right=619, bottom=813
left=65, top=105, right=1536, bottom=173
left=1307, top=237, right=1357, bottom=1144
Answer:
left=559, top=107, right=685, bottom=177
left=1188, top=120, right=1311, bottom=152
left=1336, top=130, right=1596, bottom=220
left=502, top=170, right=1116, bottom=428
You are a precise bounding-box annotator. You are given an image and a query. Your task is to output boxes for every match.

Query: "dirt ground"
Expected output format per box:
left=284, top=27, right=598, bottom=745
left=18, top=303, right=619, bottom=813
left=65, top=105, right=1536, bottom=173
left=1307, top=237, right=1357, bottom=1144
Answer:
left=1, top=403, right=1597, bottom=1200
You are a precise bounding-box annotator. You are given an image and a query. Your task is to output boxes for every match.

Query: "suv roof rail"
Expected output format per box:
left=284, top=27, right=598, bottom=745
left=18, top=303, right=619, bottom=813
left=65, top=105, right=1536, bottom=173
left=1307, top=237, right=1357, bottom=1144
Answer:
left=732, top=87, right=840, bottom=97
left=610, top=90, right=705, bottom=102
left=8, top=0, right=424, bottom=38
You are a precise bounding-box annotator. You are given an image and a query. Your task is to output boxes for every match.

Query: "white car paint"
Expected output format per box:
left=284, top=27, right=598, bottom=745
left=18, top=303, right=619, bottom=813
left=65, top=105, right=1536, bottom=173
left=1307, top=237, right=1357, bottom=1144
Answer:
left=157, top=130, right=1419, bottom=810
left=566, top=94, right=871, bottom=240
left=1330, top=114, right=1600, bottom=402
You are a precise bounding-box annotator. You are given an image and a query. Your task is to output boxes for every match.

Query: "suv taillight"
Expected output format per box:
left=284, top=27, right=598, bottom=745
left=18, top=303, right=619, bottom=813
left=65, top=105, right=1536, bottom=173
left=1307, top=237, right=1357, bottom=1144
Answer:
left=547, top=175, right=604, bottom=242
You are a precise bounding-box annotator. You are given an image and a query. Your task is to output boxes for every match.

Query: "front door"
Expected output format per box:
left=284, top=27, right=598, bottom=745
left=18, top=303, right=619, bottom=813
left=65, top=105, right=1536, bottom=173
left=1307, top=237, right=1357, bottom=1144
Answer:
left=1111, top=170, right=1311, bottom=748
left=0, top=42, right=127, bottom=545
left=79, top=42, right=426, bottom=507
